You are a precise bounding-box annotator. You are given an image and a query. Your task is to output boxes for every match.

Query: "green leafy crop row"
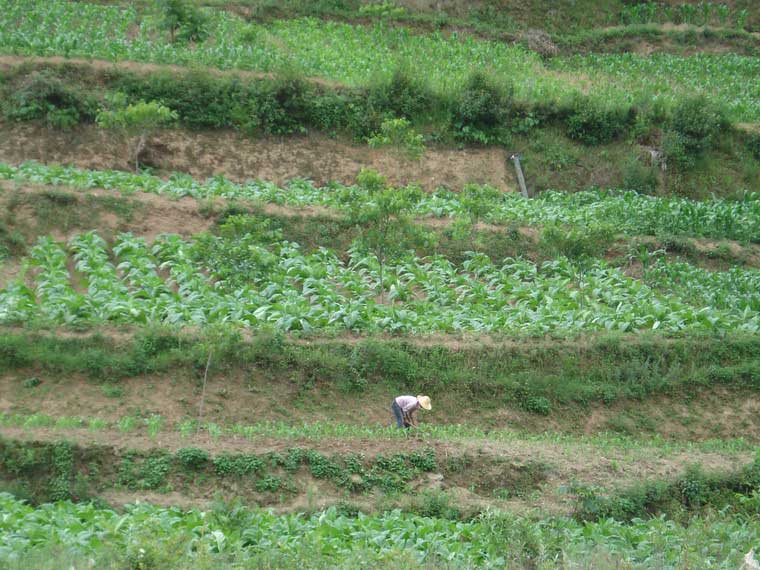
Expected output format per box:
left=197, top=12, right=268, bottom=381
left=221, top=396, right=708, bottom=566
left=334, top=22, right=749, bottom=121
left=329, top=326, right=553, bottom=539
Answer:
left=2, top=1, right=758, bottom=122
left=0, top=491, right=758, bottom=568
left=3, top=162, right=757, bottom=242
left=2, top=227, right=757, bottom=334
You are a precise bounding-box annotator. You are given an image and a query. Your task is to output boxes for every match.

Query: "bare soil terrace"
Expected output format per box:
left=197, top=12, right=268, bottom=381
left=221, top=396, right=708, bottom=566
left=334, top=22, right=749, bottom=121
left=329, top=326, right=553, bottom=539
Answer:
left=0, top=122, right=514, bottom=192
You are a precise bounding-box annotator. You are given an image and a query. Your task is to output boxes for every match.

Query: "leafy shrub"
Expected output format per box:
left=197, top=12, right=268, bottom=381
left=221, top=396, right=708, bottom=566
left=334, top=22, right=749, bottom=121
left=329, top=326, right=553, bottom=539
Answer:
left=232, top=77, right=313, bottom=136
left=22, top=377, right=41, bottom=389
left=135, top=329, right=181, bottom=360
left=176, top=447, right=209, bottom=470
left=256, top=475, right=282, bottom=493
left=412, top=491, right=461, bottom=519
left=305, top=451, right=344, bottom=480
left=366, top=68, right=433, bottom=121
left=214, top=453, right=265, bottom=477
left=450, top=71, right=513, bottom=144
left=522, top=396, right=551, bottom=416
left=138, top=455, right=172, bottom=490
left=622, top=157, right=658, bottom=194
left=351, top=341, right=418, bottom=385
left=408, top=449, right=437, bottom=472
left=539, top=223, right=616, bottom=260
left=367, top=117, right=426, bottom=160
left=664, top=96, right=728, bottom=167
left=114, top=71, right=239, bottom=129
left=566, top=96, right=634, bottom=145
left=96, top=95, right=178, bottom=171
left=4, top=71, right=97, bottom=129
left=48, top=442, right=74, bottom=501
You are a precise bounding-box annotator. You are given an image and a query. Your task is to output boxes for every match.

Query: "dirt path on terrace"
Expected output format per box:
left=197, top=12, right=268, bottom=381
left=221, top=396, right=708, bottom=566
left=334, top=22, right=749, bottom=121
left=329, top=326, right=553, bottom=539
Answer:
left=0, top=55, right=345, bottom=89
left=0, top=122, right=515, bottom=192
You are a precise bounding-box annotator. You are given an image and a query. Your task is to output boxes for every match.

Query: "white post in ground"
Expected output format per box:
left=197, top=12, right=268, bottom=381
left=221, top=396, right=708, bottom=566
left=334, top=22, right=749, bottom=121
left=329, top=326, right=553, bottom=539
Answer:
left=510, top=153, right=530, bottom=198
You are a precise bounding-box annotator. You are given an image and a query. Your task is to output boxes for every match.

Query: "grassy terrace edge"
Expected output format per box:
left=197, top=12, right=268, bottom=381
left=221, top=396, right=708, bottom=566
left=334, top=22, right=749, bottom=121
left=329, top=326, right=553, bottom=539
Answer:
left=1, top=437, right=758, bottom=519
left=1, top=328, right=758, bottom=411
left=1, top=58, right=758, bottom=197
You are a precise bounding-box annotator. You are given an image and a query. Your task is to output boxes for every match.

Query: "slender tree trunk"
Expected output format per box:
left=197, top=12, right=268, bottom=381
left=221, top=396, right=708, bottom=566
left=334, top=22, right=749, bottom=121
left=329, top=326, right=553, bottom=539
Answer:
left=197, top=350, right=213, bottom=428
left=134, top=132, right=147, bottom=173
left=378, top=257, right=385, bottom=304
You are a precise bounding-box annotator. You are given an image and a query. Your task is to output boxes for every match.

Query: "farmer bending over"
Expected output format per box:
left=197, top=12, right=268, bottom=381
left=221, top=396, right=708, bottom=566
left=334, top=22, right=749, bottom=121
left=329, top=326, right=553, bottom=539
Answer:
left=392, top=394, right=431, bottom=428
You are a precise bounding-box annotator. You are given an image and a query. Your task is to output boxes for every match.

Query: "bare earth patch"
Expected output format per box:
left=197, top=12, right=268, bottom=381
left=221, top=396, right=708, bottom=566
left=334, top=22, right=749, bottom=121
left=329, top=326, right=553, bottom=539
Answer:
left=0, top=122, right=515, bottom=192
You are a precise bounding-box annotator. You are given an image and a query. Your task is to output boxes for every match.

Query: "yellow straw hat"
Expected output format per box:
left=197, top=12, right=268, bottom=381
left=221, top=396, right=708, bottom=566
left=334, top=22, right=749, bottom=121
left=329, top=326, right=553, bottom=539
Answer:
left=417, top=395, right=432, bottom=410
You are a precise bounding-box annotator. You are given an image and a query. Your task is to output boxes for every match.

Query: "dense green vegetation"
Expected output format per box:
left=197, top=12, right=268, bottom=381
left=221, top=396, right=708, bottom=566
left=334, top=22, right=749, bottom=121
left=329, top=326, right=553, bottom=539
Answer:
left=2, top=227, right=758, bottom=333
left=1, top=492, right=758, bottom=569
left=1, top=1, right=759, bottom=566
left=2, top=1, right=759, bottom=123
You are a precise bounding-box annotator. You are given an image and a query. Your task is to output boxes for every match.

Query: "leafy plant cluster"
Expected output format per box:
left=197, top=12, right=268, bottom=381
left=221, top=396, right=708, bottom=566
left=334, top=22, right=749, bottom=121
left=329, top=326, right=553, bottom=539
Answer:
left=0, top=62, right=635, bottom=147
left=1, top=70, right=98, bottom=129
left=575, top=454, right=760, bottom=522
left=157, top=0, right=209, bottom=44
left=619, top=2, right=749, bottom=29
left=367, top=117, right=426, bottom=159
left=0, top=439, right=75, bottom=502
left=199, top=447, right=437, bottom=494
left=119, top=452, right=172, bottom=491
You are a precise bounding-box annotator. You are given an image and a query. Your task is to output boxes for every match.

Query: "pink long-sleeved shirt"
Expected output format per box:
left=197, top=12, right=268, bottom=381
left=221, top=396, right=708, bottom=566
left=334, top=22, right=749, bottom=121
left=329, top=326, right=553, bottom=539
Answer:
left=395, top=395, right=419, bottom=414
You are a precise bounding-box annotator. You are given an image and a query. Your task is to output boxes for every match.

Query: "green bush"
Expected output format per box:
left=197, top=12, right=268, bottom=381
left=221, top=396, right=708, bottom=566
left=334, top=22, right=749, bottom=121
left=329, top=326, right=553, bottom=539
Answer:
left=137, top=455, right=172, bottom=490
left=539, top=223, right=616, bottom=260
left=407, top=449, right=437, bottom=472
left=411, top=491, right=461, bottom=520
left=159, top=0, right=209, bottom=43
left=522, top=396, right=551, bottom=416
left=450, top=71, right=513, bottom=144
left=576, top=456, right=760, bottom=522
left=214, top=453, right=265, bottom=477
left=113, top=71, right=239, bottom=129
left=48, top=442, right=74, bottom=501
left=367, top=117, right=426, bottom=160
left=350, top=341, right=418, bottom=385
left=366, top=68, right=434, bottom=121
left=3, top=71, right=97, bottom=129
left=255, top=475, right=283, bottom=493
left=176, top=447, right=209, bottom=470
left=665, top=96, right=728, bottom=167
left=566, top=96, right=634, bottom=145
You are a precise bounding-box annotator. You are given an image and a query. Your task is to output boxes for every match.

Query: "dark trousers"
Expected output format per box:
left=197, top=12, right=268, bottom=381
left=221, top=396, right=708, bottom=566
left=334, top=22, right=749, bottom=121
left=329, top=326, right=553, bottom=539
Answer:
left=391, top=401, right=408, bottom=429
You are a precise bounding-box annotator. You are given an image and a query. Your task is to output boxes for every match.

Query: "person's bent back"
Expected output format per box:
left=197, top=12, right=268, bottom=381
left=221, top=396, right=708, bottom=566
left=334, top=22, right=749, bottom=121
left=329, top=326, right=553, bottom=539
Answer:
left=391, top=394, right=431, bottom=428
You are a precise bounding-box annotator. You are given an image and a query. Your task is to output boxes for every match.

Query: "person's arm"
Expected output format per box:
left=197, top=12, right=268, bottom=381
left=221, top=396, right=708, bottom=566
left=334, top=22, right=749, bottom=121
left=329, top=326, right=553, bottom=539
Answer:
left=406, top=409, right=418, bottom=427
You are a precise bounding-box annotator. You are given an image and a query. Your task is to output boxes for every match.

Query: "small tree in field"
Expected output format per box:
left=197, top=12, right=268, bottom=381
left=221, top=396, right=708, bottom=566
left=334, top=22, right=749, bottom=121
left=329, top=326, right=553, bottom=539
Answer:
left=97, top=96, right=178, bottom=172
left=349, top=169, right=429, bottom=303
left=159, top=0, right=209, bottom=43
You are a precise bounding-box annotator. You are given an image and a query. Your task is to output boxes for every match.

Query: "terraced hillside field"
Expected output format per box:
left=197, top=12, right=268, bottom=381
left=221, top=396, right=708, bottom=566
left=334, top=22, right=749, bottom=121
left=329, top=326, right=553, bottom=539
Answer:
left=0, top=1, right=759, bottom=568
